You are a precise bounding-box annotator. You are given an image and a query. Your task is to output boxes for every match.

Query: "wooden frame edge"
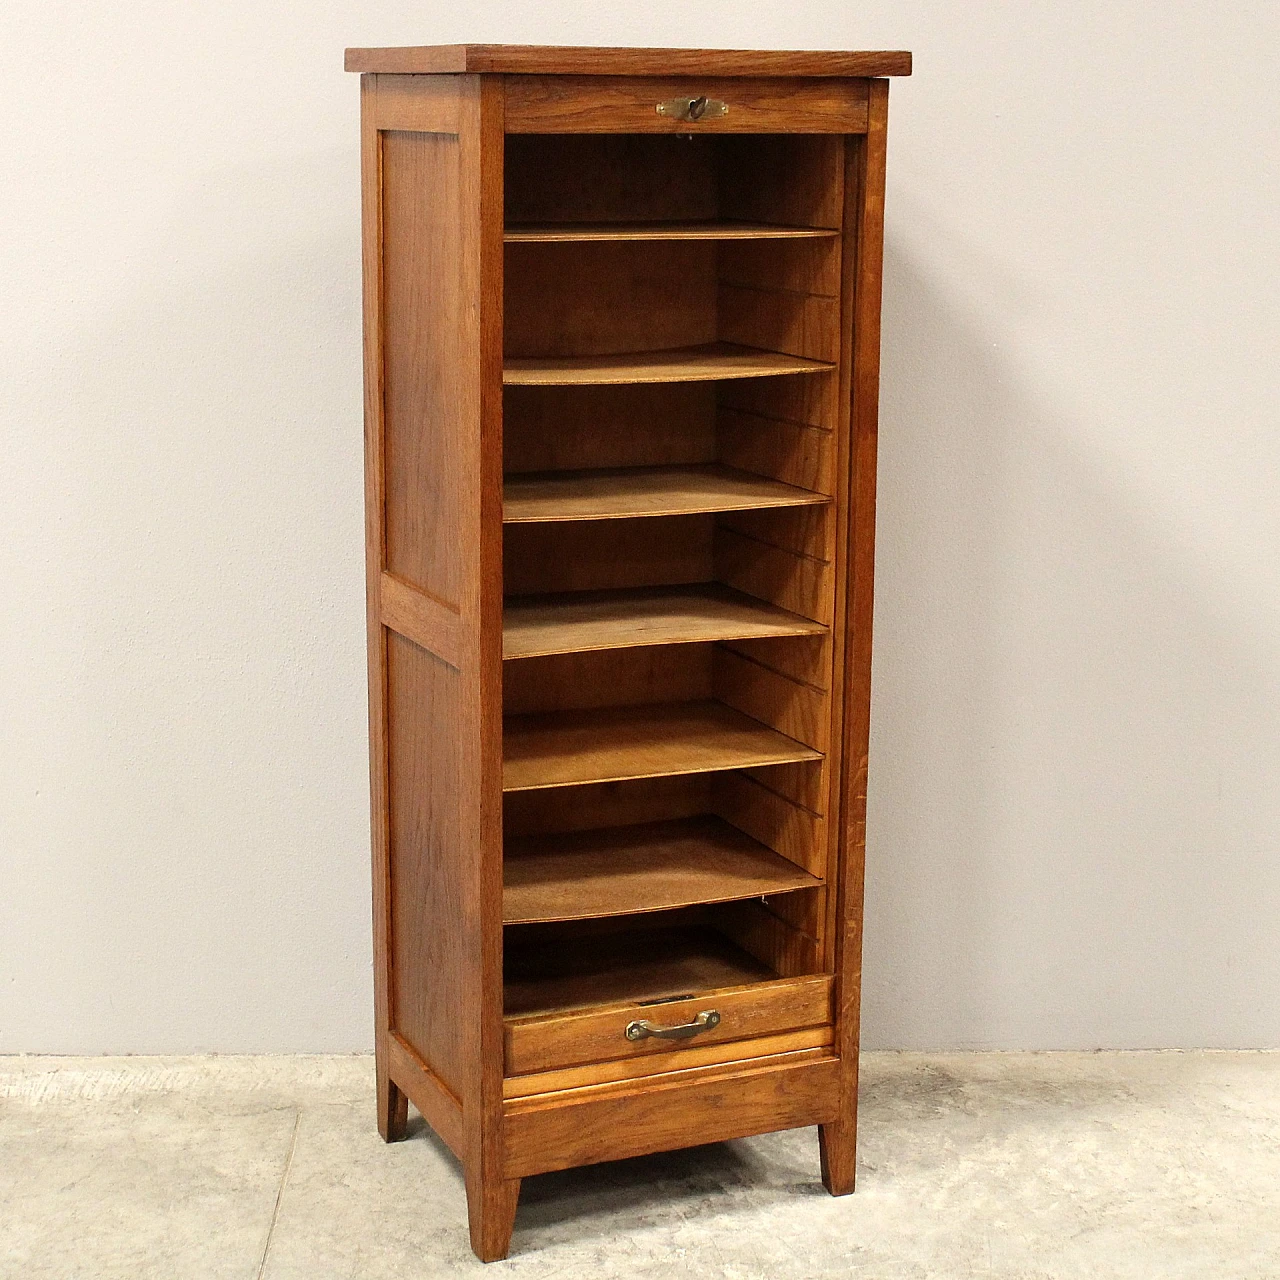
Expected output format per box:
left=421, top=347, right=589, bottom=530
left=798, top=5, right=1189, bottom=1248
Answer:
left=388, top=1032, right=466, bottom=1156
left=503, top=1054, right=841, bottom=1178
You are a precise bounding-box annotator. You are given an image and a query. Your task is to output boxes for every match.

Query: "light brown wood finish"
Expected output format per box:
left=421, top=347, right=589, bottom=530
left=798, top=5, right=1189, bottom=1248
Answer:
left=362, top=70, right=515, bottom=1261
left=505, top=133, right=719, bottom=226
left=503, top=342, right=835, bottom=387
left=504, top=774, right=709, bottom=840
left=713, top=769, right=826, bottom=875
left=379, top=572, right=462, bottom=670
left=504, top=75, right=870, bottom=135
left=505, top=240, right=715, bottom=359
left=359, top=75, right=405, bottom=1146
left=718, top=134, right=845, bottom=229
left=503, top=514, right=712, bottom=595
left=381, top=126, right=465, bottom=602
left=502, top=646, right=712, bottom=717
left=368, top=73, right=462, bottom=133
left=504, top=1025, right=832, bottom=1098
left=503, top=1054, right=841, bottom=1179
left=502, top=700, right=822, bottom=792
left=819, top=78, right=890, bottom=1200
left=506, top=963, right=832, bottom=1073
left=346, top=45, right=913, bottom=78
left=465, top=74, right=514, bottom=1264
left=505, top=221, right=839, bottom=242
left=503, top=463, right=828, bottom=523
left=355, top=49, right=905, bottom=1262
left=504, top=383, right=715, bottom=474
left=505, top=924, right=773, bottom=1020
left=386, top=1032, right=465, bottom=1156
left=503, top=816, right=822, bottom=924
left=503, top=583, right=826, bottom=660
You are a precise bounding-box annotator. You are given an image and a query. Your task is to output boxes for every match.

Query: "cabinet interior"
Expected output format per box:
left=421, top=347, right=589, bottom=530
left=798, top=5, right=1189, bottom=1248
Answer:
left=500, top=131, right=848, bottom=1035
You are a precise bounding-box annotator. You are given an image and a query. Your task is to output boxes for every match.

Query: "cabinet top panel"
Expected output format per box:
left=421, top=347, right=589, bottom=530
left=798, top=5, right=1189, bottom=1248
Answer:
left=344, top=45, right=912, bottom=78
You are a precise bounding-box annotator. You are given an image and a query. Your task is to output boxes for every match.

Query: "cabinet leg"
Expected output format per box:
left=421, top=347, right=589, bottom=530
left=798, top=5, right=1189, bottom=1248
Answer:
left=377, top=1060, right=409, bottom=1143
left=466, top=1171, right=521, bottom=1263
left=819, top=1119, right=856, bottom=1196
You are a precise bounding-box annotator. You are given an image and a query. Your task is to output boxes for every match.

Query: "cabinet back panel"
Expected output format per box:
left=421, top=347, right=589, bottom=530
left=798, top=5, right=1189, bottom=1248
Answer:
left=503, top=645, right=713, bottom=715
left=505, top=241, right=718, bottom=358
left=718, top=237, right=842, bottom=298
left=504, top=514, right=713, bottom=594
left=504, top=384, right=716, bottom=473
left=504, top=775, right=713, bottom=838
left=716, top=135, right=845, bottom=228
left=381, top=130, right=464, bottom=604
left=505, top=134, right=719, bottom=224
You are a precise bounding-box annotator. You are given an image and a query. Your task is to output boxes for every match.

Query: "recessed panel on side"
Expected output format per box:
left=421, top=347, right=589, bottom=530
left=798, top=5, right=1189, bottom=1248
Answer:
left=381, top=129, right=463, bottom=605
left=387, top=630, right=467, bottom=1098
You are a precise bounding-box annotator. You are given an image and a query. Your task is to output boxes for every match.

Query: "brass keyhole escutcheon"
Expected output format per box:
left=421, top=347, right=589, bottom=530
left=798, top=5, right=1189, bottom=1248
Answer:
left=656, top=95, right=729, bottom=122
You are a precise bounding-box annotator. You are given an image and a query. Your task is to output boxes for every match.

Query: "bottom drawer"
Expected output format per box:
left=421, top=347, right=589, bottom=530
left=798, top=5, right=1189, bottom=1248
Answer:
left=505, top=972, right=833, bottom=1078
left=503, top=1053, right=843, bottom=1179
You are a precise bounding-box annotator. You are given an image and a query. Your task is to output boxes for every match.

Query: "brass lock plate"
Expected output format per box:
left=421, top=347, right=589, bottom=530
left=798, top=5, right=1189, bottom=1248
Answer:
left=656, top=95, right=729, bottom=122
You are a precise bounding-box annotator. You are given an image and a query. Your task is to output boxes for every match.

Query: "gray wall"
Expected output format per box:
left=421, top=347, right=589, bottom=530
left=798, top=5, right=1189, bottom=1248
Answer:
left=3, top=2, right=1278, bottom=1052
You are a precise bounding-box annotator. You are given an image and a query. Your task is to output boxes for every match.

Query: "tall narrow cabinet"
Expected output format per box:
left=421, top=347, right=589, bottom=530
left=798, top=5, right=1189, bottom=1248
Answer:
left=345, top=44, right=910, bottom=1262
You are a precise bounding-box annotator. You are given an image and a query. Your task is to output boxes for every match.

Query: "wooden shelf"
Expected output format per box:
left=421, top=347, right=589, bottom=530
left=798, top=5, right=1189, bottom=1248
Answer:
left=503, top=464, right=829, bottom=523
left=503, top=816, right=822, bottom=924
left=504, top=220, right=839, bottom=243
left=504, top=583, right=825, bottom=660
left=505, top=925, right=775, bottom=1017
left=503, top=342, right=835, bottom=387
left=503, top=700, right=822, bottom=792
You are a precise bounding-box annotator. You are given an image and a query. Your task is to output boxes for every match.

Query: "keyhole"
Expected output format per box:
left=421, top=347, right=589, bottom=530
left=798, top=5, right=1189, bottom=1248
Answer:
left=687, top=96, right=708, bottom=121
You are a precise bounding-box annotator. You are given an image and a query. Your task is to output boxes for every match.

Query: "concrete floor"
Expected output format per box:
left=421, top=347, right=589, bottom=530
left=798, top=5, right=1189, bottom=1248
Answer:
left=2, top=1053, right=1278, bottom=1278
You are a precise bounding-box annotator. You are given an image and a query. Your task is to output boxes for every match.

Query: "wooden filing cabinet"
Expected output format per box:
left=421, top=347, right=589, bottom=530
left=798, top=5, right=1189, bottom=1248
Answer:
left=344, top=43, right=911, bottom=1262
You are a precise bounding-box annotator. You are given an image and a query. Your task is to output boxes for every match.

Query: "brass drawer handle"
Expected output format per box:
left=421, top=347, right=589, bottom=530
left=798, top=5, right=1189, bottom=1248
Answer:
left=625, top=1009, right=721, bottom=1042
left=656, top=95, right=728, bottom=122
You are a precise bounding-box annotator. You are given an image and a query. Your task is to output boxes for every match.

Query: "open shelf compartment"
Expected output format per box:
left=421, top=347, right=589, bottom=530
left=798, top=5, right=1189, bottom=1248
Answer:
left=503, top=815, right=823, bottom=925
left=497, top=128, right=847, bottom=1080
left=503, top=463, right=828, bottom=524
left=503, top=912, right=835, bottom=1082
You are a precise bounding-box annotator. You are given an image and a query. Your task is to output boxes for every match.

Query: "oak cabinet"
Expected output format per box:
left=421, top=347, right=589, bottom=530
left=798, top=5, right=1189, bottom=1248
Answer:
left=346, top=43, right=910, bottom=1262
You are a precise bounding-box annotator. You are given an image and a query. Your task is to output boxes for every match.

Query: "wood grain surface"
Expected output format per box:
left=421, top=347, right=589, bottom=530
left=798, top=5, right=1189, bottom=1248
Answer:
left=502, top=700, right=823, bottom=791
left=504, top=75, right=871, bottom=135
left=503, top=815, right=823, bottom=923
left=505, top=220, right=838, bottom=242
left=503, top=463, right=827, bottom=522
left=503, top=583, right=826, bottom=659
left=346, top=46, right=913, bottom=78
left=503, top=342, right=835, bottom=386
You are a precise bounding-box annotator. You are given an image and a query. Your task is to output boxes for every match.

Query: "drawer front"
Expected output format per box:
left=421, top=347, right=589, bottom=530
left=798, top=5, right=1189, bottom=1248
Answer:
left=504, top=1055, right=842, bottom=1179
left=504, top=974, right=832, bottom=1077
left=504, top=75, right=870, bottom=134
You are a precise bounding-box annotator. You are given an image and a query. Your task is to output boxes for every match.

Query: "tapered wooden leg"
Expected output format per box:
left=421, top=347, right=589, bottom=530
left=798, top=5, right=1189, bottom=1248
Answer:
left=819, top=1119, right=857, bottom=1196
left=466, top=1171, right=521, bottom=1263
left=377, top=1058, right=409, bottom=1143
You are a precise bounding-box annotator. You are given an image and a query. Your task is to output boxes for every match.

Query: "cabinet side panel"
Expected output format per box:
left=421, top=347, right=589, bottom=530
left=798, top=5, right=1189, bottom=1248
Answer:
left=824, top=81, right=890, bottom=1191
left=386, top=631, right=466, bottom=1097
left=382, top=130, right=463, bottom=605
